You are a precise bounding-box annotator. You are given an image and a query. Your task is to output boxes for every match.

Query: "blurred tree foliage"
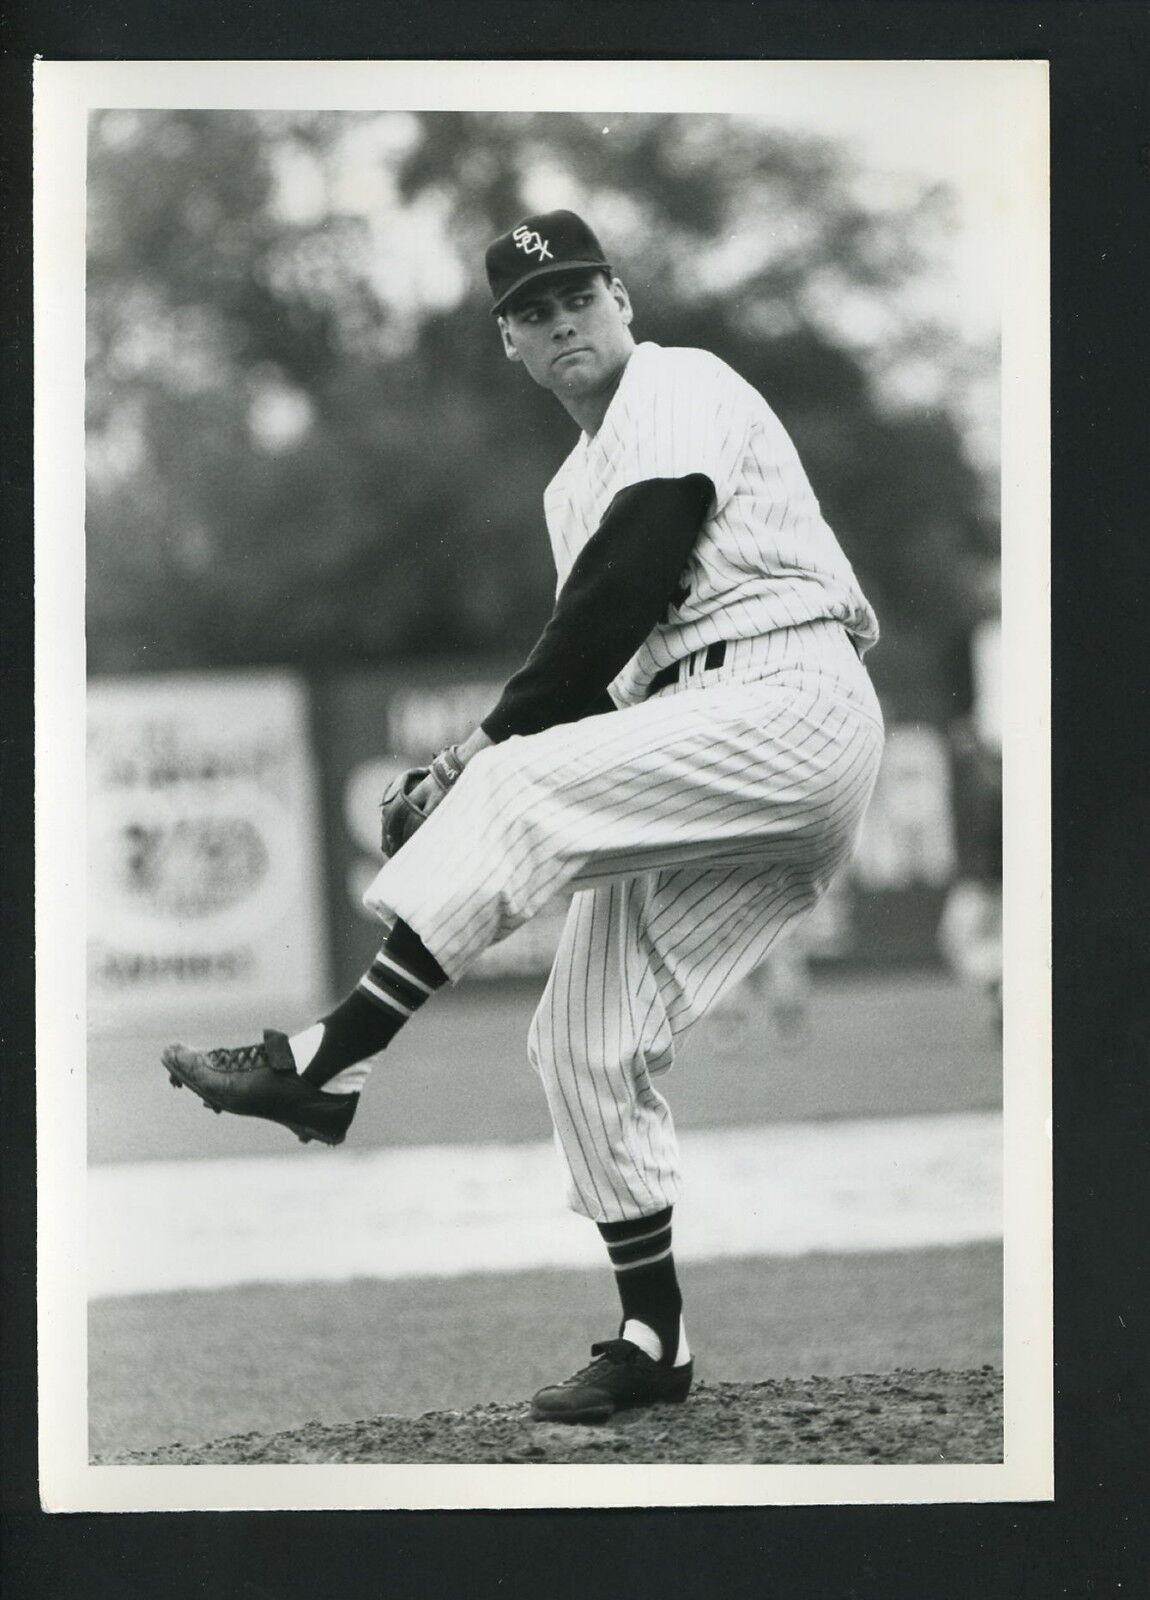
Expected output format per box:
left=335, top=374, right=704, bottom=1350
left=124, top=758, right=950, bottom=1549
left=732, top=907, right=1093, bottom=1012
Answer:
left=87, top=110, right=997, bottom=716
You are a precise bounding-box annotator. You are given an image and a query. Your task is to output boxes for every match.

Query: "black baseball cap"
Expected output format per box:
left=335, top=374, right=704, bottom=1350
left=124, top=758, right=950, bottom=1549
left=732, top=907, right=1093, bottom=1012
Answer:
left=485, top=209, right=612, bottom=316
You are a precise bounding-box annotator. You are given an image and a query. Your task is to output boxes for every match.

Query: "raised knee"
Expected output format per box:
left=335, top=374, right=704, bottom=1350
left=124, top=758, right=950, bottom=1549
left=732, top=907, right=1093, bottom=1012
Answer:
left=451, top=742, right=520, bottom=830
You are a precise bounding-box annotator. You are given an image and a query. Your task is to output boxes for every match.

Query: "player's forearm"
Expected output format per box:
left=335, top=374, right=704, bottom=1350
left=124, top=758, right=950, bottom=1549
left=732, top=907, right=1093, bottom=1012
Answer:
left=456, top=726, right=494, bottom=764
left=479, top=474, right=714, bottom=743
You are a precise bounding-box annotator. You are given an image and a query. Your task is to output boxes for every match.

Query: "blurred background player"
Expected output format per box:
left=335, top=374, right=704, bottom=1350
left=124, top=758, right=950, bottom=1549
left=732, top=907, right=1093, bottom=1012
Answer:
left=938, top=604, right=1002, bottom=1031
left=709, top=929, right=813, bottom=1055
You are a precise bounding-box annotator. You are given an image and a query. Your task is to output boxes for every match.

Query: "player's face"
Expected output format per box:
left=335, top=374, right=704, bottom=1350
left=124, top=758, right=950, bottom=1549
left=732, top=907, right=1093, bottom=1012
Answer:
left=499, top=273, right=635, bottom=401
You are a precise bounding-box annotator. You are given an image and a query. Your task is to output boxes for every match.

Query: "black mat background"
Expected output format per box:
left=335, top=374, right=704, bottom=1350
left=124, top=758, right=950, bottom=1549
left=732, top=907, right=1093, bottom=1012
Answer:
left=3, top=5, right=1147, bottom=1594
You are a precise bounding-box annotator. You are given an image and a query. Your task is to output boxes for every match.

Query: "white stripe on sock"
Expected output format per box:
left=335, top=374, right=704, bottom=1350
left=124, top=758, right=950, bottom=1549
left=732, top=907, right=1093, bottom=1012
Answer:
left=372, top=951, right=436, bottom=996
left=358, top=975, right=414, bottom=1017
left=611, top=1244, right=673, bottom=1272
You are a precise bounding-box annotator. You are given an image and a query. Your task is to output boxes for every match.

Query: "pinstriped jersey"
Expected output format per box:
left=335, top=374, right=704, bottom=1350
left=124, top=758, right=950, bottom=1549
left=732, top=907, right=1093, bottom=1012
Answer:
left=543, top=341, right=880, bottom=708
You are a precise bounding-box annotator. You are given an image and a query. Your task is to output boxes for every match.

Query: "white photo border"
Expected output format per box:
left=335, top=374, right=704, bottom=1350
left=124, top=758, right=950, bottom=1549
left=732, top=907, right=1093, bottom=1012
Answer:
left=34, top=56, right=1051, bottom=1512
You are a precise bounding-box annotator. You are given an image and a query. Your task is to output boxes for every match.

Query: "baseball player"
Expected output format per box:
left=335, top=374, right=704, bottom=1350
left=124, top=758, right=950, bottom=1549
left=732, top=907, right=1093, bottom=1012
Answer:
left=163, top=209, right=884, bottom=1425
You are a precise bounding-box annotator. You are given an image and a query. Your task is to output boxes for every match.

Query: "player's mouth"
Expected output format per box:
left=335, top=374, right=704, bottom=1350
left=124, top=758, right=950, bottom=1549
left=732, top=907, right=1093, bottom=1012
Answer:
left=553, top=347, right=591, bottom=366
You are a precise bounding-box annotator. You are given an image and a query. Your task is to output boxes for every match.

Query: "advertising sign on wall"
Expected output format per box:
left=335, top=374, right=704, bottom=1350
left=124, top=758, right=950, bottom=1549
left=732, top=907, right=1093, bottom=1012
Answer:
left=87, top=673, right=327, bottom=1024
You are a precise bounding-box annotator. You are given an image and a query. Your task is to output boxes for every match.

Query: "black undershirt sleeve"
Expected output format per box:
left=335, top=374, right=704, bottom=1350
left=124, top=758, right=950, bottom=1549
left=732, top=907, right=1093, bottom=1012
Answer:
left=480, top=473, right=714, bottom=743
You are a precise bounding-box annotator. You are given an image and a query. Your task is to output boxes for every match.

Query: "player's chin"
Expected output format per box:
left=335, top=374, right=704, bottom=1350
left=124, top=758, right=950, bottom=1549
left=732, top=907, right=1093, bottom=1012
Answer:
left=547, top=359, right=599, bottom=393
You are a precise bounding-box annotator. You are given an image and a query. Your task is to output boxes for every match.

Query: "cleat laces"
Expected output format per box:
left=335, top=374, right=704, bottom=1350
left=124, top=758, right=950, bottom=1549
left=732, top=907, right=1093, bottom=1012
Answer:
left=560, top=1340, right=644, bottom=1388
left=204, top=1042, right=267, bottom=1073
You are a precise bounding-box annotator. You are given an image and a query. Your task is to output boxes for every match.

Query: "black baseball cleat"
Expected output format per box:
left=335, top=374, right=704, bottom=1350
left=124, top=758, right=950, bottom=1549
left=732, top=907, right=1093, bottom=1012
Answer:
left=161, top=1031, right=358, bottom=1147
left=530, top=1339, right=694, bottom=1424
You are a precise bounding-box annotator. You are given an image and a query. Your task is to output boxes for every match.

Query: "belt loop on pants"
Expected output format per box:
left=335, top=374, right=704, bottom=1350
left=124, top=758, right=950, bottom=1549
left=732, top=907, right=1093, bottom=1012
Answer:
left=646, top=640, right=727, bottom=698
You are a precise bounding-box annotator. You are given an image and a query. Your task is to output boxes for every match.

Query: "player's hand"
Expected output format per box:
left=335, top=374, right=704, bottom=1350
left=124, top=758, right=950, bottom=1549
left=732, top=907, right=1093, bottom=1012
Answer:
left=378, top=745, right=467, bottom=858
left=407, top=771, right=445, bottom=819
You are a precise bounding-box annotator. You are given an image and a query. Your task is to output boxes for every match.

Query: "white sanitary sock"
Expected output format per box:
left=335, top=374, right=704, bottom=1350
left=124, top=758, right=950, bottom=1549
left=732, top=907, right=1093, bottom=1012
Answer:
left=288, top=1023, right=323, bottom=1072
left=318, top=1062, right=373, bottom=1095
left=622, top=1317, right=691, bottom=1367
left=287, top=1023, right=372, bottom=1095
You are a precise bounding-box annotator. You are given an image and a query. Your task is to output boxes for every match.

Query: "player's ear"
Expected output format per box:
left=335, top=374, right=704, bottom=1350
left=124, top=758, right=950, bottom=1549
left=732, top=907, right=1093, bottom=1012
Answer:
left=610, top=277, right=633, bottom=326
left=498, top=317, right=522, bottom=362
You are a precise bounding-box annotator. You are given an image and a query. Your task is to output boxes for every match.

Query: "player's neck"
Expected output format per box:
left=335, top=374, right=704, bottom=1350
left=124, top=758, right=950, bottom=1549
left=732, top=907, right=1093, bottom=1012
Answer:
left=558, top=354, right=631, bottom=437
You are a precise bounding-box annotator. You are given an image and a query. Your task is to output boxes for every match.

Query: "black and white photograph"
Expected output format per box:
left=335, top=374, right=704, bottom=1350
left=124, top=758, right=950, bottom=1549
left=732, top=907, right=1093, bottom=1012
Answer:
left=35, top=58, right=1051, bottom=1511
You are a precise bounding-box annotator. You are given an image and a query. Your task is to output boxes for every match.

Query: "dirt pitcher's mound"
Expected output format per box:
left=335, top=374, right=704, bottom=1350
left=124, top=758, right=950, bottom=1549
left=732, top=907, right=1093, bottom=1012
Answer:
left=107, top=1367, right=1001, bottom=1465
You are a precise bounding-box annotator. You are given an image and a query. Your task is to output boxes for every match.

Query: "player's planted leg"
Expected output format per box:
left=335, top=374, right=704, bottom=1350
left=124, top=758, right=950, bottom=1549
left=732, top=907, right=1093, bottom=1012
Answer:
left=531, top=1207, right=694, bottom=1423
left=161, top=917, right=448, bottom=1145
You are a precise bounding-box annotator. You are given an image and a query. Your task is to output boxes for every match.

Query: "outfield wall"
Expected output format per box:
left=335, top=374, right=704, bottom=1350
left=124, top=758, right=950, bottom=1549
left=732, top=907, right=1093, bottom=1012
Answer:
left=88, top=666, right=969, bottom=1019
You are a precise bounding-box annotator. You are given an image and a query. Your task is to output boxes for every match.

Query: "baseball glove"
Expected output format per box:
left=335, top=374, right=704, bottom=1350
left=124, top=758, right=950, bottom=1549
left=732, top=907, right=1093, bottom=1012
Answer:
left=378, top=745, right=467, bottom=858
left=379, top=766, right=431, bottom=858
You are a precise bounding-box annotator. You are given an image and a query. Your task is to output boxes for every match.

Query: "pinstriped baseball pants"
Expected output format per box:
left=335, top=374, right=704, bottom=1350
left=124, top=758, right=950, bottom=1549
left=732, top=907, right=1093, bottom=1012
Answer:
left=364, top=620, right=884, bottom=1223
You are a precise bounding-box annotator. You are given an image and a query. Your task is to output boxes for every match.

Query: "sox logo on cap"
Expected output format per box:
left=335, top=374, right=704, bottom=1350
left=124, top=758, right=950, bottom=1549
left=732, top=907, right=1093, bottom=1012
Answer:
left=485, top=210, right=611, bottom=315
left=513, top=224, right=553, bottom=261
